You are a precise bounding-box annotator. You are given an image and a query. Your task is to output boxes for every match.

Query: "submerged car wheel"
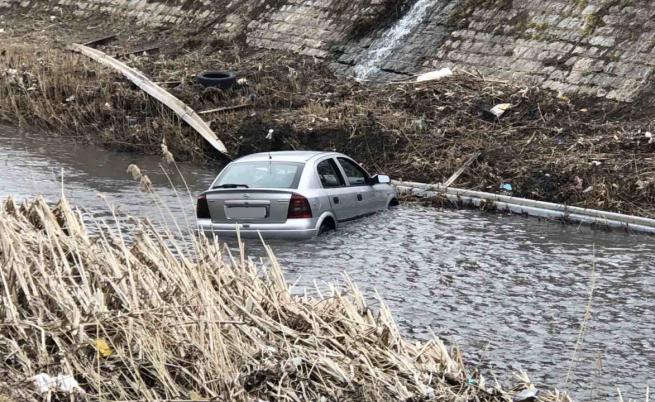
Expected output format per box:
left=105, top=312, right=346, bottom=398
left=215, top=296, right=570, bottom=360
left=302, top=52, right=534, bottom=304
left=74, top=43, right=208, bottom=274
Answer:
left=318, top=218, right=336, bottom=235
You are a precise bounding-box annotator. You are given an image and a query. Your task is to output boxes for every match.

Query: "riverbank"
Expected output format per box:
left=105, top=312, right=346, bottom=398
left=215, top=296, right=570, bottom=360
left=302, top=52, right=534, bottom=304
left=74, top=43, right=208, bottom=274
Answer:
left=3, top=126, right=654, bottom=400
left=1, top=11, right=655, bottom=217
left=0, top=195, right=571, bottom=401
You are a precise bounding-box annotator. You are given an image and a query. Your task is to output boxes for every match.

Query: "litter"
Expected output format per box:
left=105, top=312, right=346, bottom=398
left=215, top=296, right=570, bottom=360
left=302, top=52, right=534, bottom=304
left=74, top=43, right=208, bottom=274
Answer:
left=489, top=103, right=513, bottom=118
left=32, top=373, right=85, bottom=395
left=500, top=183, right=513, bottom=192
left=415, top=67, right=453, bottom=83
left=513, top=387, right=539, bottom=402
left=95, top=338, right=113, bottom=357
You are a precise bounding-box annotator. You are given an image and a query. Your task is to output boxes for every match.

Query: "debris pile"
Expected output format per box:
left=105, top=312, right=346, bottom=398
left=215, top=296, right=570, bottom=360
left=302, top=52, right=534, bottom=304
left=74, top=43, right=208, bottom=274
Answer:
left=0, top=196, right=570, bottom=401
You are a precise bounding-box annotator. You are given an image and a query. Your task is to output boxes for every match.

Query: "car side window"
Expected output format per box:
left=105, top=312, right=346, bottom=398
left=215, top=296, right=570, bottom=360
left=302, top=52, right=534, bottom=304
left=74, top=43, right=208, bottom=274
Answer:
left=317, top=159, right=345, bottom=188
left=337, top=158, right=369, bottom=186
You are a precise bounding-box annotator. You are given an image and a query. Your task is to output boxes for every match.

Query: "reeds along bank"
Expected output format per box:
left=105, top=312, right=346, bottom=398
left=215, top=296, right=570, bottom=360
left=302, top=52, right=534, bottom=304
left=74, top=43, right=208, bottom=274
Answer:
left=0, top=196, right=570, bottom=401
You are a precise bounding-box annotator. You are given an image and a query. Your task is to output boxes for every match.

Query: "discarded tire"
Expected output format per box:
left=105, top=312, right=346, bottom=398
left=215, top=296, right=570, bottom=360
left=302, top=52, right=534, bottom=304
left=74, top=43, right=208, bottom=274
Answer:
left=196, top=71, right=237, bottom=90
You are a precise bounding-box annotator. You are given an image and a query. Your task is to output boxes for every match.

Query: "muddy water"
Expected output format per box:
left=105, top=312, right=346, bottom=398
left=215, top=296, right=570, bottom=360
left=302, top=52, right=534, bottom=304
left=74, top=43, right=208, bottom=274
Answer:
left=1, top=126, right=653, bottom=401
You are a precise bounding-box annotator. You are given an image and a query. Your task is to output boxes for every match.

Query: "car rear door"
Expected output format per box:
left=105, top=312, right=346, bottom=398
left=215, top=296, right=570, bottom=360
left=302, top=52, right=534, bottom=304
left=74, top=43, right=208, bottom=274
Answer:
left=315, top=157, right=353, bottom=221
left=336, top=157, right=376, bottom=217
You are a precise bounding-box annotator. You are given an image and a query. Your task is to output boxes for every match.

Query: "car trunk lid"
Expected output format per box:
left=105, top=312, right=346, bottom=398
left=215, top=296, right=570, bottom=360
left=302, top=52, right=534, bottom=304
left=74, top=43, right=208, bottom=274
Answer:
left=204, top=189, right=294, bottom=224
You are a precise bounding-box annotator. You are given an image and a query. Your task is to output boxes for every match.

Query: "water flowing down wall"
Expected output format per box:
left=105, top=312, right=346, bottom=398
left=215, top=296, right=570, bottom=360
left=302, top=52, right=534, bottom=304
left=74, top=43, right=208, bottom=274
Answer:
left=3, top=0, right=655, bottom=101
left=352, top=0, right=435, bottom=81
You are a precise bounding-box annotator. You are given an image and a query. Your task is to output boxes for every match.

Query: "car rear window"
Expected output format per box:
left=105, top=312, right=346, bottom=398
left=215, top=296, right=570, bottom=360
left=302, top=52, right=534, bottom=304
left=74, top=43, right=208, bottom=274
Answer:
left=213, top=162, right=304, bottom=189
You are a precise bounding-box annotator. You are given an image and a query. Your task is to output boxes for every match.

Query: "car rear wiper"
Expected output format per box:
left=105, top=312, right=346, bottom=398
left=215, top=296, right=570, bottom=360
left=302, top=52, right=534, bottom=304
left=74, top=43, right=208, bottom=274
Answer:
left=213, top=184, right=250, bottom=189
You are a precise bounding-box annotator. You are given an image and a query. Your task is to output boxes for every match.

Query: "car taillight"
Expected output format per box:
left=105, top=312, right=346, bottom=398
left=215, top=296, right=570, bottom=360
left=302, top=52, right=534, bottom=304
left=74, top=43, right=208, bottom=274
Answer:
left=196, top=194, right=210, bottom=219
left=287, top=193, right=312, bottom=219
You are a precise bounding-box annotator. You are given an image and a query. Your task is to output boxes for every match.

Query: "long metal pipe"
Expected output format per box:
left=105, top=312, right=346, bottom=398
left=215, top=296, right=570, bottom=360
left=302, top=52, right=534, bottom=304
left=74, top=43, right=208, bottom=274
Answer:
left=394, top=181, right=655, bottom=235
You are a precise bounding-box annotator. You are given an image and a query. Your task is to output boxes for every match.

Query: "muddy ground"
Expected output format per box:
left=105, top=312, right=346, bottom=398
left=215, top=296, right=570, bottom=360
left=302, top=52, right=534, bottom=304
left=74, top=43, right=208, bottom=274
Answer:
left=1, top=10, right=655, bottom=217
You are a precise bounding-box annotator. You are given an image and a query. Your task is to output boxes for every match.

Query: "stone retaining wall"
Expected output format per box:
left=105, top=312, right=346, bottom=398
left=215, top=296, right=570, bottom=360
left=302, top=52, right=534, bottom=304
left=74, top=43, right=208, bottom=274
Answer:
left=2, top=0, right=653, bottom=101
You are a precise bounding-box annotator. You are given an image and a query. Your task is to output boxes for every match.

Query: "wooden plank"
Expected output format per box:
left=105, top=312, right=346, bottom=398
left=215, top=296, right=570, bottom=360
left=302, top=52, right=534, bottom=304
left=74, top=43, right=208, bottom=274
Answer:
left=68, top=43, right=229, bottom=157
left=443, top=152, right=480, bottom=187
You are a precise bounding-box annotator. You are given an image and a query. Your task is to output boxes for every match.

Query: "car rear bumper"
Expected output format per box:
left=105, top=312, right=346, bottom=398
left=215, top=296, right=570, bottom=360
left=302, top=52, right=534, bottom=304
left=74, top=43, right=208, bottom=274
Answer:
left=196, top=218, right=318, bottom=240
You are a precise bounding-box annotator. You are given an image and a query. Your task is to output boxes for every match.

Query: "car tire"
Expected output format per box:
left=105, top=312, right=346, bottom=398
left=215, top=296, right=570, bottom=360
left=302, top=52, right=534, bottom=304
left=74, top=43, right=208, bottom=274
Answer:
left=196, top=71, right=237, bottom=90
left=318, top=219, right=335, bottom=235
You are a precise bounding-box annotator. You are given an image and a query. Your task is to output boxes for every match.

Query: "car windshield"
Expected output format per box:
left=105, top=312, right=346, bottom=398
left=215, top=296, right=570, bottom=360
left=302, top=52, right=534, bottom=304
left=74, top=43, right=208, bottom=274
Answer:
left=213, top=162, right=303, bottom=189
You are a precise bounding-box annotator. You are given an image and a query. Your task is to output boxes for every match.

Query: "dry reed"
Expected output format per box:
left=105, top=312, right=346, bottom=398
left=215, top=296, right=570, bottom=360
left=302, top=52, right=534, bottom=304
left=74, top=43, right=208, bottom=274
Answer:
left=0, top=196, right=571, bottom=401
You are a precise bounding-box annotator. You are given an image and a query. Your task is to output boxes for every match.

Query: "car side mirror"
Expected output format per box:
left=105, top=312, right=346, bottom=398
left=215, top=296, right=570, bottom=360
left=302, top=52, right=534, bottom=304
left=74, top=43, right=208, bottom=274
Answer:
left=371, top=174, right=390, bottom=184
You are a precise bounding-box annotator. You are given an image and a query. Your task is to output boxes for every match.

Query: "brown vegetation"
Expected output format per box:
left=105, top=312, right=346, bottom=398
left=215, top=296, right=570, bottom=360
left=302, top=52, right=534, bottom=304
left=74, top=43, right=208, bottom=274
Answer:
left=0, top=196, right=571, bottom=401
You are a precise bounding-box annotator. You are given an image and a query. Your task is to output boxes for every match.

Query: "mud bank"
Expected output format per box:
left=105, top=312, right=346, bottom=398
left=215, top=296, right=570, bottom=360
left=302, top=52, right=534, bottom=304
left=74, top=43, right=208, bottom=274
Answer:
left=1, top=11, right=655, bottom=217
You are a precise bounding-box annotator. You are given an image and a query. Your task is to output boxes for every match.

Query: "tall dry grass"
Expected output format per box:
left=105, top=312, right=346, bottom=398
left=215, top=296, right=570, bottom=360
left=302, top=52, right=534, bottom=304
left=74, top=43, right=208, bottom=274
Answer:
left=0, top=195, right=572, bottom=401
left=0, top=44, right=205, bottom=160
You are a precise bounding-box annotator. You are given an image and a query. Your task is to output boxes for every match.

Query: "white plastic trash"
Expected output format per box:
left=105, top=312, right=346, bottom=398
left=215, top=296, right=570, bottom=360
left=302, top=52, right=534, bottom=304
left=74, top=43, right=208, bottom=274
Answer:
left=489, top=103, right=512, bottom=118
left=33, top=373, right=85, bottom=395
left=415, top=67, right=453, bottom=83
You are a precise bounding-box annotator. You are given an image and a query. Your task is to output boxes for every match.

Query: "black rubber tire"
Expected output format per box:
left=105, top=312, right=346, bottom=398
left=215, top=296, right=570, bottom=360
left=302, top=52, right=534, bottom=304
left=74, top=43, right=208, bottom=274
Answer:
left=196, top=71, right=237, bottom=90
left=318, top=219, right=335, bottom=236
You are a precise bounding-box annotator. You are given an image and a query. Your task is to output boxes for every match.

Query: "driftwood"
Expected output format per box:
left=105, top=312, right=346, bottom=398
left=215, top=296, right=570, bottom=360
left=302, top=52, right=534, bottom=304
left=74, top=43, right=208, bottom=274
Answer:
left=443, top=152, right=480, bottom=187
left=68, top=43, right=229, bottom=157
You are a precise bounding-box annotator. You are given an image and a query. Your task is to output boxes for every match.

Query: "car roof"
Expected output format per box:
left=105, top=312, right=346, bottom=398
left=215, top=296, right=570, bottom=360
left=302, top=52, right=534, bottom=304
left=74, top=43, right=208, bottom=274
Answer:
left=233, top=151, right=341, bottom=163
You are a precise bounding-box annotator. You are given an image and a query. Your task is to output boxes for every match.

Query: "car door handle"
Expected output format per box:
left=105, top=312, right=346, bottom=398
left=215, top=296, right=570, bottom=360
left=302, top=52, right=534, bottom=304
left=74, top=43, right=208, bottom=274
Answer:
left=357, top=194, right=363, bottom=201
left=333, top=196, right=340, bottom=204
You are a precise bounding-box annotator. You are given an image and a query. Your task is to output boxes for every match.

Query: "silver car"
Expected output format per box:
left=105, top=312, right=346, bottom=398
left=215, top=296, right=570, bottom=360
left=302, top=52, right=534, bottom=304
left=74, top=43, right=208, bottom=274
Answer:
left=196, top=151, right=397, bottom=239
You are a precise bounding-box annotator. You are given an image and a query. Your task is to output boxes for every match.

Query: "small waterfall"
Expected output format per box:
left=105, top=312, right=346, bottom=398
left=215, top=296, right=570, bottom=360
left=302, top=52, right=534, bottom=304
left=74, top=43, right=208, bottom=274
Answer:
left=354, top=0, right=434, bottom=81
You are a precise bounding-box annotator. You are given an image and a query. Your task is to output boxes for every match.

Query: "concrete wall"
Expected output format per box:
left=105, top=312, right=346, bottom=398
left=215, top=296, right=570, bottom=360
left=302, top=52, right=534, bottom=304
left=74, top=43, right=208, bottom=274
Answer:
left=2, top=0, right=654, bottom=102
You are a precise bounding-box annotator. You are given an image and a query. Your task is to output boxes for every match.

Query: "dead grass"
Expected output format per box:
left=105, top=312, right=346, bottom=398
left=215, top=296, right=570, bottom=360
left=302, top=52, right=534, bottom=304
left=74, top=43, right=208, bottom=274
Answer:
left=0, top=195, right=573, bottom=401
left=0, top=44, right=209, bottom=161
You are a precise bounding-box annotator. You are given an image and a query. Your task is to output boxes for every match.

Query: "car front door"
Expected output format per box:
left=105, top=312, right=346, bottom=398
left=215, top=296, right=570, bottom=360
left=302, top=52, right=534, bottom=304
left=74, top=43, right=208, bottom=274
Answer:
left=315, top=157, right=353, bottom=221
left=336, top=157, right=376, bottom=218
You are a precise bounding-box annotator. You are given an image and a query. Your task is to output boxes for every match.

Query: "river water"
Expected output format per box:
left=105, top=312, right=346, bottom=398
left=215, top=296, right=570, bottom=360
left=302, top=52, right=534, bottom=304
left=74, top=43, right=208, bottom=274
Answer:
left=1, top=126, right=653, bottom=401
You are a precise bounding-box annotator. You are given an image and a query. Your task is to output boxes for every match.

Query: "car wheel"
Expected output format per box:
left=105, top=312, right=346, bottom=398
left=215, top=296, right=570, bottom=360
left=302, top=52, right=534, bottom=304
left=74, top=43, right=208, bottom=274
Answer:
left=318, top=218, right=335, bottom=235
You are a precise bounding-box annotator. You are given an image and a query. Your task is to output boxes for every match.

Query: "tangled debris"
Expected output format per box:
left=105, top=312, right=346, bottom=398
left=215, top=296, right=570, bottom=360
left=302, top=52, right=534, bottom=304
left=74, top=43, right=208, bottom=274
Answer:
left=0, top=196, right=572, bottom=401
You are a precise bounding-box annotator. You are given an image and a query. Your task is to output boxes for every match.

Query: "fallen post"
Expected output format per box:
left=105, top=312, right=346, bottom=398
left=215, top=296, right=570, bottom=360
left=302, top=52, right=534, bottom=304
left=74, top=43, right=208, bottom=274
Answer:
left=443, top=152, right=480, bottom=187
left=68, top=43, right=229, bottom=157
left=394, top=180, right=655, bottom=235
